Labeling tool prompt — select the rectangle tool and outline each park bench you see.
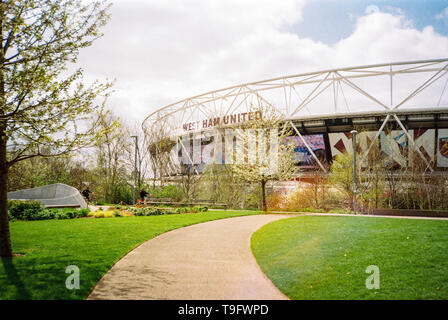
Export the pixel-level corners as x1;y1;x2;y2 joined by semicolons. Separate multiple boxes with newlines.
189;199;228;210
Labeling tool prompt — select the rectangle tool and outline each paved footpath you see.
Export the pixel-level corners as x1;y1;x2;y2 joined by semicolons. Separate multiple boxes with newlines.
88;214;292;300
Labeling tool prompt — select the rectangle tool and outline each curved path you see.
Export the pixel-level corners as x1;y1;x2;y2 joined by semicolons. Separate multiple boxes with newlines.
88;214;292;300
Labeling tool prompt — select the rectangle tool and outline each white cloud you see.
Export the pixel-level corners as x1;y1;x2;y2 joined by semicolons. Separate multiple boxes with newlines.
75;0;448;124
365;5;379;15
435;7;448;20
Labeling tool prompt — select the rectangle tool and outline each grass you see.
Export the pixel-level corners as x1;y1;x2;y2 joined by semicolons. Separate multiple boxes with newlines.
251;215;448;299
0;210;259;300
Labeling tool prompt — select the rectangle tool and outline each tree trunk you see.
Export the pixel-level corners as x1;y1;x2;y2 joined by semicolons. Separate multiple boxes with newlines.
261;179;267;211
0;120;12;257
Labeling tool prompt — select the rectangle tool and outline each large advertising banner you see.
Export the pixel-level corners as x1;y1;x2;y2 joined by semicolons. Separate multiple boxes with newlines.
437;129;448;167
380;130;407;168
408;129;435;166
284;134;326;168
329;132;352;158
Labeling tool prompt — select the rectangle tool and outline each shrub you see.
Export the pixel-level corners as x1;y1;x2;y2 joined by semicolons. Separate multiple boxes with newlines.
103;211;115;218
192;206;201;213
8;212;15;221
148;185;185;202
8;200;44;220
77;208;90;217
55;212;69;220
36;210;56;220
120;211;134;217
266;192;286;211
175;208;182;214
65;211;76;219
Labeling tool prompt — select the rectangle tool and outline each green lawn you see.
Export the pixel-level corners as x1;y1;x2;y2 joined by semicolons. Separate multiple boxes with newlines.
0;210;259;300
251;216;448;300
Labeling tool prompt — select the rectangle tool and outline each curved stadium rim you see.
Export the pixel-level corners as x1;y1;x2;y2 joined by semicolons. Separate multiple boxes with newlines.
142;58;448;131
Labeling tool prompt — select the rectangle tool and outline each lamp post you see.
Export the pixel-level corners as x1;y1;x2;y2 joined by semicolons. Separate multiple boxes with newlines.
131;135;138;204
350;130;358;215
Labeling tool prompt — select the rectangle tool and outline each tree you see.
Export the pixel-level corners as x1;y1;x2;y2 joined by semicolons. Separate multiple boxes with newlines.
124;123;151;193
145;118;176;187
92;107;127;203
199;164;249;209
330;151;359;210
229;107;297;211
1;0;111;257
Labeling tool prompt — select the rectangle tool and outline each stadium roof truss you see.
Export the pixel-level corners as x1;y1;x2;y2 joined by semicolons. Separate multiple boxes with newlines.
143;58;448;173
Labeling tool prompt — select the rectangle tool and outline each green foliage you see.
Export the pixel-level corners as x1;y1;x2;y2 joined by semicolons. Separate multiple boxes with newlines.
330;152;355;196
8;200;44;220
1;0;113;256
7;155;74;192
188;206;208;213
148;185;185;201
7;200;90;221
198;164;262;209
175;207;189;214
4;0;112;165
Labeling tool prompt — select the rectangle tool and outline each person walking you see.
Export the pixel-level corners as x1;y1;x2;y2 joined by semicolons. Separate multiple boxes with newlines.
140;189;149;202
82;187;91;202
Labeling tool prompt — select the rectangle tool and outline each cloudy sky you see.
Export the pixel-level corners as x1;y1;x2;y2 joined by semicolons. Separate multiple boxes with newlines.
75;0;448;124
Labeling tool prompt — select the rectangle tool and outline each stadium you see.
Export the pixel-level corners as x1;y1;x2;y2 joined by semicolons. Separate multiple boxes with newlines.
142;59;448;178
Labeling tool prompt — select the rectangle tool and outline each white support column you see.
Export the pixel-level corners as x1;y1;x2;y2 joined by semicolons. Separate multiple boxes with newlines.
287;121;327;172
360;114;391;165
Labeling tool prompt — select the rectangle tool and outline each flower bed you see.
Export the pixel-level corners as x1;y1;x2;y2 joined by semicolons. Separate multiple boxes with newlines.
88;205;208;218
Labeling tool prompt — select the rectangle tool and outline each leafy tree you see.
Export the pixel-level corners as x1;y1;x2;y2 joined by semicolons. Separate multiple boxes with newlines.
92;107;134;204
7;153;73;191
0;0;111;257
229;108;297;211
330;152;354;200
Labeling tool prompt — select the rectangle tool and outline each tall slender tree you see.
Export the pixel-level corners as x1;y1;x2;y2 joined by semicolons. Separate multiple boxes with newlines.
0;0;112;257
229;107;297;211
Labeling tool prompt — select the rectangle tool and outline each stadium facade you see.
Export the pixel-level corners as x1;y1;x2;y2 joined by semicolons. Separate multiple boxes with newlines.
143;59;448;176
